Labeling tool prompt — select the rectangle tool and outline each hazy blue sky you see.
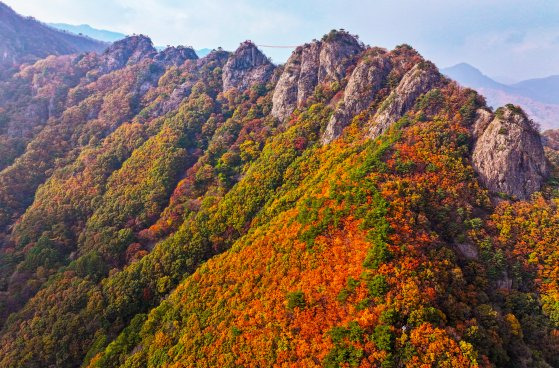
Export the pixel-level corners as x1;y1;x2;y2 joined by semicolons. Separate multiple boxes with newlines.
5;0;559;81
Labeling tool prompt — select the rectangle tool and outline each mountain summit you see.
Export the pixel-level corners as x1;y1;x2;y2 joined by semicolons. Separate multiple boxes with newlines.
222;41;275;91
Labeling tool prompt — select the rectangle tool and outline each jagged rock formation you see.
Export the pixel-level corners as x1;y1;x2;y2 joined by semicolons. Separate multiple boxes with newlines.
222;41;274;91
368;61;442;139
154;45;198;67
99;35;157;73
472;105;550;199
322;48;392;143
271;30;364;121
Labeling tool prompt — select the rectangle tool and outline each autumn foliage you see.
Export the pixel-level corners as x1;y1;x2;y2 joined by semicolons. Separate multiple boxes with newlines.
0;34;558;368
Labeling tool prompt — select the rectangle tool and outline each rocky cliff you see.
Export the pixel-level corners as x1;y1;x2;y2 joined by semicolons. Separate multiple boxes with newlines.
472;105;550;199
271;30;364;121
0;27;558;368
222;41;275;91
368;61;443;139
322;48;392;143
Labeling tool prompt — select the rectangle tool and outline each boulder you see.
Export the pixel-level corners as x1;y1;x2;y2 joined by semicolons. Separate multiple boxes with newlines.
154;46;198;67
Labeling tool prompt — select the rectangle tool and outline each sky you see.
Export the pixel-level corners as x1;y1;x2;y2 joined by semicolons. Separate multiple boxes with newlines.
4;0;559;82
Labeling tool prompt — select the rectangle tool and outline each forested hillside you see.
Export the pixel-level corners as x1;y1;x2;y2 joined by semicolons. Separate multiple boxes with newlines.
0;26;558;368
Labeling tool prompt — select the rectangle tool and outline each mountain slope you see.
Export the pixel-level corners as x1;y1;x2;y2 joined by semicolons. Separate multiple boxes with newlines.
0;29;557;368
0;2;107;72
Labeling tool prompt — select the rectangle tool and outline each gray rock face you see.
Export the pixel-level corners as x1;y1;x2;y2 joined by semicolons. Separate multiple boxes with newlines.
270;47;303;122
368;61;442;139
471;108;493;139
472;105;550;199
154;46;198;67
322;49;392;143
296;42;322;108
271;31;364;121
100;35;157;73
222;41;274;91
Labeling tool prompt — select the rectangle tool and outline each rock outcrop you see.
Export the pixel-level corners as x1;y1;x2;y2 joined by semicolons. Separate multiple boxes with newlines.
154;46;198;67
100;35;157;73
471;108;493;139
368;61;442;139
322;49;392;143
222;41;274;91
271;30;364;121
472;105;550;199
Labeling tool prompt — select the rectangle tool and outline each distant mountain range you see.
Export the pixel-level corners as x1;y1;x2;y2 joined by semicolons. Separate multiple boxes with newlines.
48;23;126;43
442;63;559;130
0;2;107;75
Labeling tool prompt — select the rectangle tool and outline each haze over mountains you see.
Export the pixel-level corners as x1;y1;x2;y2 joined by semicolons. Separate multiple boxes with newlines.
3;0;557;131
47;23;127;43
443;63;559;130
1;2;559;367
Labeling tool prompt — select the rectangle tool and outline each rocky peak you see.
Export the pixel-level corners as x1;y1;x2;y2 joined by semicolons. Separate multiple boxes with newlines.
154;46;198;67
198;48;230;67
322;48;392;143
222;41;275;91
318;30;364;83
271;30;364;121
368;61;442;139
100;35;157;72
472;105;550;199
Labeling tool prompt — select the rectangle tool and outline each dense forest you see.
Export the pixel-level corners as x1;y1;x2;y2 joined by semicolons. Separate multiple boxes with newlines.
0;9;558;366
